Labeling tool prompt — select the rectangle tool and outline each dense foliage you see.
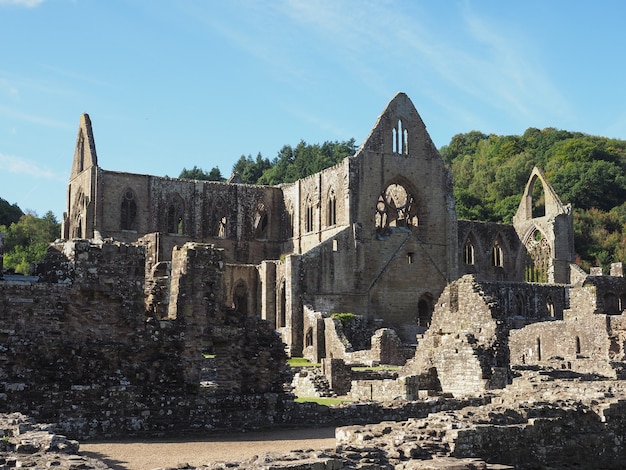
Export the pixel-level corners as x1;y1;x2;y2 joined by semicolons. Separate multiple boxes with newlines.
441;128;626;271
233;139;358;185
0;197;24;227
179;165;224;181
1;212;60;274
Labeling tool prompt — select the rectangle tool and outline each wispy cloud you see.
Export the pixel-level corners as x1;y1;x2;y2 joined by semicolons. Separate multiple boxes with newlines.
0;153;58;179
0;0;44;7
0;106;72;129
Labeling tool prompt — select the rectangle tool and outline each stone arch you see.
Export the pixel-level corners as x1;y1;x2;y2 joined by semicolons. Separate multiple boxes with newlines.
166;193;185;234
524;227;550;283
253;201;269;240
547;296;555;318
492;238;504;268
513;293;525;317
417;293;434;330
120;188;138;231
304;194;314;233
233;279;248;315
72;189;87;238
375;178;421;236
530;175;546;218
209;196;228;238
326;187;337;227
284;201;294;238
463;234;476;265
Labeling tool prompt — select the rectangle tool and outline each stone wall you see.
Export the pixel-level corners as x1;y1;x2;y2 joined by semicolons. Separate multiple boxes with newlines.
1;239;291;439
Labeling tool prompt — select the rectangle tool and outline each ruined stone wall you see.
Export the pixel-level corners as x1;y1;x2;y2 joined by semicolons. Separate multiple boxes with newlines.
458;220;523;282
0;240;291;439
281;160;350;255
350;376;419;401
71;168;286;264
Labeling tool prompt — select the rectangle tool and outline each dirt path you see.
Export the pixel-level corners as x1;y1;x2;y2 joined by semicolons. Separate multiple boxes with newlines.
80;427;337;470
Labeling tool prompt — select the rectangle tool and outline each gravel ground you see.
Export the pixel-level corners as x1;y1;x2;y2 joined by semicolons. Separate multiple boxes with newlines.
80;427;337;470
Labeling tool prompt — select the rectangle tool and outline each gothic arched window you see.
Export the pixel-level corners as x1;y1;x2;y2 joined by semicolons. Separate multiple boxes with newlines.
166;194;184;234
120;189;137;231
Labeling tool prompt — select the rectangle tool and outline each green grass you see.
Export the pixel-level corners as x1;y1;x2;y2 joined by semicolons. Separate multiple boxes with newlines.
294;396;352;405
287;357;320;367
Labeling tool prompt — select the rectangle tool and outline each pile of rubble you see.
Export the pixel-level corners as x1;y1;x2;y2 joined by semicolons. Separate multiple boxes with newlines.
0;412;112;469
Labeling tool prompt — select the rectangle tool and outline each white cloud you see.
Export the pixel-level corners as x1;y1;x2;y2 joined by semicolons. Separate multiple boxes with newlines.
0;153;57;179
0;0;44;7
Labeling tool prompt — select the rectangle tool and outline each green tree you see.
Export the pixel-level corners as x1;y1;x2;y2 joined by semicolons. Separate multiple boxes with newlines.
1;211;60;274
0;197;23;227
179;165;224;181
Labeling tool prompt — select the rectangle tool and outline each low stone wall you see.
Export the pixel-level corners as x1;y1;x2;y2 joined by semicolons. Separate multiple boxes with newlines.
350;376;419;401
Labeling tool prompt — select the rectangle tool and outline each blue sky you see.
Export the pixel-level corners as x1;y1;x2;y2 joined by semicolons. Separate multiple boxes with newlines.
1;0;626;220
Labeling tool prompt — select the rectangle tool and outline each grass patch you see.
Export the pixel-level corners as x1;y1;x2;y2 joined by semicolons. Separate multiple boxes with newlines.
288;357;320;367
295;396;352;406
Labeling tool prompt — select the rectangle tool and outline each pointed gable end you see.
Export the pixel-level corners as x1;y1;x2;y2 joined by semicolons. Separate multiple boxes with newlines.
513;167;570;223
70;113;98;179
360;92;438;156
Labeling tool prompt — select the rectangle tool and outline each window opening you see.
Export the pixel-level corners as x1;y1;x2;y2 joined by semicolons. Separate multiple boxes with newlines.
575;336;581;355
254;202;269;239
166;195;184;234
375;183;418;236
305;197;314;233
392;119;408;155
464;239;475;265
120;189;137;231
305;327;313;347
547;297;555;317
233;281;248;315
327;190;337;226
492;240;503;267
525;229;550;282
407;252;414;264
417;295;433;329
531;177;546;218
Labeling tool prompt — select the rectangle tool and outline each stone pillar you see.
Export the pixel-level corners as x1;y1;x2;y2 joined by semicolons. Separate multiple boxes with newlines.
285;254;303;356
260;260;277;327
610;262;623;277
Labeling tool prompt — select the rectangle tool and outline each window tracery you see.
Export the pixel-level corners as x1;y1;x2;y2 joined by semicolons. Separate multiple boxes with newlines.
375;183;418;236
524;228;550;282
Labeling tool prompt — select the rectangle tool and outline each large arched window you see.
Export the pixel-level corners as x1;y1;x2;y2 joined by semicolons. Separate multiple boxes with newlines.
525;228;550;282
120;189;137;231
166;194;184;234
375;182;418;236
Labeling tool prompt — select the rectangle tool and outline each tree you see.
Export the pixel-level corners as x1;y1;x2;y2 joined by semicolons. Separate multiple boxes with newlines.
1;211;61;274
0;197;23;227
179;165;224;181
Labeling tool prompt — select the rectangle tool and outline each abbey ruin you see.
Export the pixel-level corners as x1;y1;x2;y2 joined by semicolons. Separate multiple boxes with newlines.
2;93;626;468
